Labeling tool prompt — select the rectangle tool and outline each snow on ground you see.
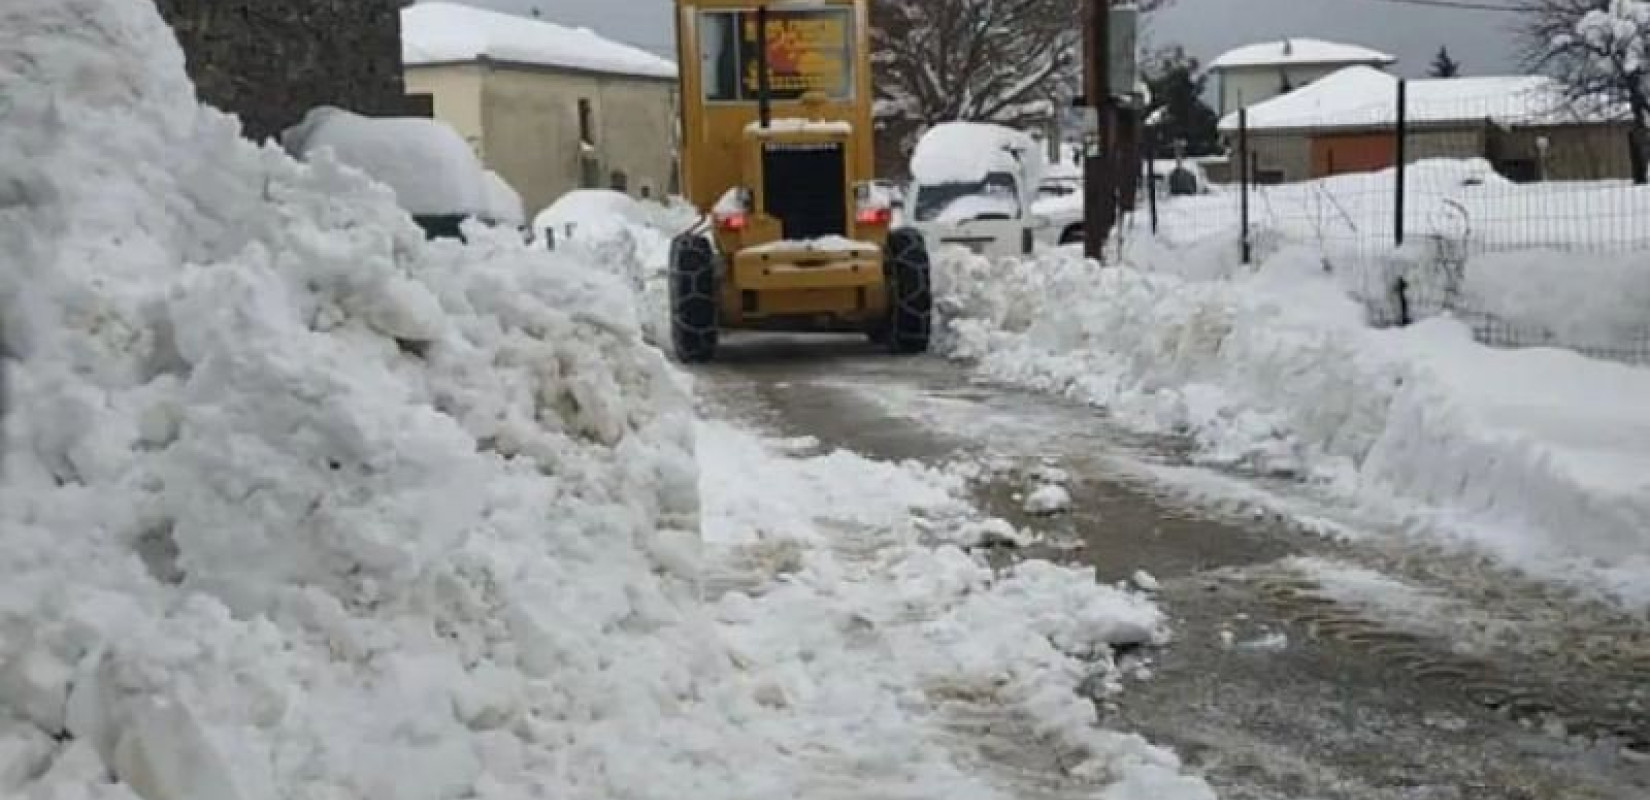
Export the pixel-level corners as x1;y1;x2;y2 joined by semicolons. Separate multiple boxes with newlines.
0;3;1210;797
932;242;1650;608
696;422;1209;798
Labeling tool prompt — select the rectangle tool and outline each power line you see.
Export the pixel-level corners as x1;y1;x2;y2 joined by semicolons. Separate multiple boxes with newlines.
1344;0;1534;12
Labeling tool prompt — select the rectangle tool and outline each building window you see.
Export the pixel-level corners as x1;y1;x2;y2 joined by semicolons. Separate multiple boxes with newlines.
610;170;629;192
578;98;594;147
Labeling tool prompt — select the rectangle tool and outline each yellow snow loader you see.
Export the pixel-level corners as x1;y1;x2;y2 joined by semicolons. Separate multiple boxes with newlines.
670;0;931;362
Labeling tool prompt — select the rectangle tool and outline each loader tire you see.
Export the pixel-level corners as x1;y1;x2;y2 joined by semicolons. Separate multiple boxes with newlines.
884;228;932;355
669;233;718;363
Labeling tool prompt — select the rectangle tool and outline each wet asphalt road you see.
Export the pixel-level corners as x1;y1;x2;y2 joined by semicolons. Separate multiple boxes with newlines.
694;333;1650;800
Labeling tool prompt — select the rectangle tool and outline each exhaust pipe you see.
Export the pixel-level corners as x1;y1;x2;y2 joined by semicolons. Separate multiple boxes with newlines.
756;5;772;129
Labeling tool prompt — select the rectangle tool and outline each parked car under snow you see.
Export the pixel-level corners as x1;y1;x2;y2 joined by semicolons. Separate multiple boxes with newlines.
907;122;1043;259
282;107;524;240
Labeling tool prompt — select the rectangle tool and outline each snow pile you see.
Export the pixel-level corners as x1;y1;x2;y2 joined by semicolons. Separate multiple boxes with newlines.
933;245;1650;606
402;1;677;79
1459;249;1650;346
697;423;1207;798
481;171;525;229
0;3;781;798
282;107;492;218
531;189;697;346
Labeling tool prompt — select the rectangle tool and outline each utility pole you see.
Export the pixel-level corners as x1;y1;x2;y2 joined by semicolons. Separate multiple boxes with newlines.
1082;0;1115;262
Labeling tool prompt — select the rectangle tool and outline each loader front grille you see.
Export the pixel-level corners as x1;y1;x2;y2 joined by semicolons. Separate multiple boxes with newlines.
762;142;847;240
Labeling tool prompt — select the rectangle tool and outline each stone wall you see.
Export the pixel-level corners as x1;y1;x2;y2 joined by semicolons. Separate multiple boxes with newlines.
154;0;423;142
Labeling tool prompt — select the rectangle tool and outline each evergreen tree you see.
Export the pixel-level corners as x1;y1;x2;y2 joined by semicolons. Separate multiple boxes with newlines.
1428;46;1462;78
1142;47;1221;158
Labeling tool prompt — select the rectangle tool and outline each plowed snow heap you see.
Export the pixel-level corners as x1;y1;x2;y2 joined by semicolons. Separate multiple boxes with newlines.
0;1;723;797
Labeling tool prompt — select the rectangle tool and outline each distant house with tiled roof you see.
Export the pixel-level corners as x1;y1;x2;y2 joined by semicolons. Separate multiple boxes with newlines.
1217;66;1634;183
1209;38;1396;117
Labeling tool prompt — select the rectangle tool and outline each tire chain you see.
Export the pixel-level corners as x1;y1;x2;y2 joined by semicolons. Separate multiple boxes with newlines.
669;235;718;358
887;230;933;351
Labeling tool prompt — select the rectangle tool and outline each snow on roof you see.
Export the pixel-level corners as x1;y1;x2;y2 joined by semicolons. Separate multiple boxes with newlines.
910;122;1044;185
1209;38;1395;70
1218;66;1621;132
402;2;677;80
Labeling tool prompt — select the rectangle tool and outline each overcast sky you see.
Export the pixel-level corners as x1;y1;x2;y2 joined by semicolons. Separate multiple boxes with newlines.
439;0;1531;77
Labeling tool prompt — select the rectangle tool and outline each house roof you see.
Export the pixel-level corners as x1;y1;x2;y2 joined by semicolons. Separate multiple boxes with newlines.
401;2;678;80
1217;66;1620;133
1209;38;1396;71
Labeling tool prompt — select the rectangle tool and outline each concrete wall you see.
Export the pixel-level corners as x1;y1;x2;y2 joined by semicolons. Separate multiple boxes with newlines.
405;65;488;158
1491;124;1636;181
155;0;418;142
1218;63;1362;117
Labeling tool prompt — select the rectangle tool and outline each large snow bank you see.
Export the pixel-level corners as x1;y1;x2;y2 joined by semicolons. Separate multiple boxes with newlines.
282;107;491;218
403;1;677;79
0;3;747;797
934;246;1650;607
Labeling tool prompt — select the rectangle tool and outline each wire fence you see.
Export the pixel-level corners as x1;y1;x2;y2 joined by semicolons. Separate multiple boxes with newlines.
1136;77;1650;365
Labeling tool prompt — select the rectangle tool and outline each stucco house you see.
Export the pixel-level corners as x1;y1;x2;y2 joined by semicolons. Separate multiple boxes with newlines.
402;2;679;215
1217;66;1635;184
1209;38;1396;117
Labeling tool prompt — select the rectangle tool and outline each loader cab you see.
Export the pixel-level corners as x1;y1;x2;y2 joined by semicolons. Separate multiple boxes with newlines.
682;3;880;251
670;0;932;363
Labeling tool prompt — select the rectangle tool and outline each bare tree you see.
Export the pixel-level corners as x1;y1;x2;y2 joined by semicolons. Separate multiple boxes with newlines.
1524;0;1650;183
871;0;1170;175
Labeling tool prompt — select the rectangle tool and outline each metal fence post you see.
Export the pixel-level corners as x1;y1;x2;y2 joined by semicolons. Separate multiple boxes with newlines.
1239;107;1251;265
1146;153;1159;236
1395;79;1407;248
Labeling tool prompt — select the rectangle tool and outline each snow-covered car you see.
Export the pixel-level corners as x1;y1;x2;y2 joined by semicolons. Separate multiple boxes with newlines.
532;188;667;250
907;122;1044;259
282;106;522;240
1029;191;1086;248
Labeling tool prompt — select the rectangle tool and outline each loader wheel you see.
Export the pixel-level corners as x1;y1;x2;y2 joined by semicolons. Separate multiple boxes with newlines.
669;233;718;363
884;228;932;354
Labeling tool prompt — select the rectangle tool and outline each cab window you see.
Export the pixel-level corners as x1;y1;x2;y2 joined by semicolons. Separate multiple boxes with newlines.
699;8;855;102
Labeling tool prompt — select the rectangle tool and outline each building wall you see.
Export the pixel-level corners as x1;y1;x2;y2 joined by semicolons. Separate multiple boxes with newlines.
476;66;678;216
1242;124;1629;184
1491;124;1635;181
155;0;418;142
405;65;488;158
1218;63;1375;117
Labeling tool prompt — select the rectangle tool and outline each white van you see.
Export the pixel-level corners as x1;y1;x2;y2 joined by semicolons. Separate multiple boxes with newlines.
907;122;1043;259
